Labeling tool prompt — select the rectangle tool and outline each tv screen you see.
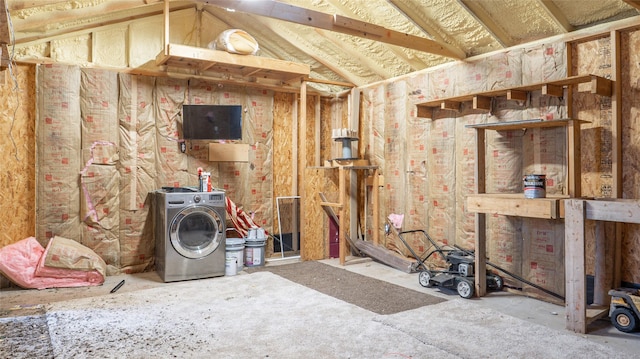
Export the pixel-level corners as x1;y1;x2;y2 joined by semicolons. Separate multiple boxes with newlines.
182;105;243;140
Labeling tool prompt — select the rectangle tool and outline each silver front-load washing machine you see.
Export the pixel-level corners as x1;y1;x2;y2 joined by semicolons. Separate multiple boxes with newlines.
153;188;226;282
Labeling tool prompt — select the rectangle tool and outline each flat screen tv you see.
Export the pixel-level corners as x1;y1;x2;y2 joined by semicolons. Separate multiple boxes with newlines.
182;104;243;140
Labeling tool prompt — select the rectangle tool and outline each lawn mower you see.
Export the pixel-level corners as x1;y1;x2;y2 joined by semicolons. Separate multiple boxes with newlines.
608;288;640;333
393;228;503;299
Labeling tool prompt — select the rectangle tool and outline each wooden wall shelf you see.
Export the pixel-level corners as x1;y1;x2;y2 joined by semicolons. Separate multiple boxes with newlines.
156;44;311;83
469;118;588;298
416;74;612;118
466;193;568;219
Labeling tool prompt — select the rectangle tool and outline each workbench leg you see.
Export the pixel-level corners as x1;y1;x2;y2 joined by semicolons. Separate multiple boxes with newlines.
565;199;587;333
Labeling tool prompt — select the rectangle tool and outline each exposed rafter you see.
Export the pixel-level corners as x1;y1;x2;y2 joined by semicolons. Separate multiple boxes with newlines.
457;0;512;48
9;1;194;45
538;0;574;33
386;0;450;45
198;0;466;60
623;0;640;10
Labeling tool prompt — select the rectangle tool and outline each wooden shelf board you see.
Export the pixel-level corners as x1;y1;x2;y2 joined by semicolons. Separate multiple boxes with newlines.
465;118;588;131
416;74;612;116
156;44;310;82
466;193;570;219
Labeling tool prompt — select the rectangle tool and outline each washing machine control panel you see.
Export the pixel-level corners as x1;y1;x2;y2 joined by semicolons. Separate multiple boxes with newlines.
162;190;225;208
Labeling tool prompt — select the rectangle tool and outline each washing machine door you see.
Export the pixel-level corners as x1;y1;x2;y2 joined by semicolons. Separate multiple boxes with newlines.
169;205;224;259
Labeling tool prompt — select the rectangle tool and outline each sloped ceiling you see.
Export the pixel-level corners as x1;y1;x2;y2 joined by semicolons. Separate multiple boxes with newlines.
5;0;640;92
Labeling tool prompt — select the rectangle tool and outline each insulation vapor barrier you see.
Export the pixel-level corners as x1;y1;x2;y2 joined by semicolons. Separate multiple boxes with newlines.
36;64;274;275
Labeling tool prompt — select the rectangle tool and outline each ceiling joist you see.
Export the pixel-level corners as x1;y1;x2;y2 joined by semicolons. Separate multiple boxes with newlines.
198;0;466;60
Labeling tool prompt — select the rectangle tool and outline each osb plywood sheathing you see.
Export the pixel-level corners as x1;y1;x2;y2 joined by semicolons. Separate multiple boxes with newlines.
0;65;36;248
620;29;640;285
272;92;296;257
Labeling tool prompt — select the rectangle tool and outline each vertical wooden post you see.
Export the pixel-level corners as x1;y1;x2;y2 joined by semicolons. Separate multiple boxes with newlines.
315;95;321;167
372;168;380;246
565;199;586;333
611;30;623;288
594;221;607;306
292;96;298;195
349;169;357;253
567;119;581;197
474;128;487;297
163;0;170;54
339;166;346;265
299;82;307;259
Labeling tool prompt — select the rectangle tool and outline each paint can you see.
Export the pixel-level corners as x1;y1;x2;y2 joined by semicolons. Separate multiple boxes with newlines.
523;174;546;198
226;237;245;273
244;228;266;267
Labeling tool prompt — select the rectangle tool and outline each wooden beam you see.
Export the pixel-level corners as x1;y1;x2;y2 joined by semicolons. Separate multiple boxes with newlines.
200;0;465;59
12;2;195;45
466;194;562;219
537;0;574;33
584;199;640;224
457;0;512;47
383;0;466;57
565;199;587;333
623;0;640;10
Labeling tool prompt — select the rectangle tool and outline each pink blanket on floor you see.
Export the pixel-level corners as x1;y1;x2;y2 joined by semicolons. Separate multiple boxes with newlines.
0;236;105;289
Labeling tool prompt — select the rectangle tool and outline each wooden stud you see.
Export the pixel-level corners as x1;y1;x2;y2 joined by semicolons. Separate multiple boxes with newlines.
611;30;623;288
339;166;346;265
567;119;581;197
315;95;321;167
474;127;487;297
372;168;380;246
299;81;307;259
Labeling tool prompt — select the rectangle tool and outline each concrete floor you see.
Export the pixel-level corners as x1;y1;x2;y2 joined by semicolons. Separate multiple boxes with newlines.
1;257;639;357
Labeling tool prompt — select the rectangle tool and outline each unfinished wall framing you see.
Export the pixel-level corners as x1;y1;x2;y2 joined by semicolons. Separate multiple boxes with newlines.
358;26;640;299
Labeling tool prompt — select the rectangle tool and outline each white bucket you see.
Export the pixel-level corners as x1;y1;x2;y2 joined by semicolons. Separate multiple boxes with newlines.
225;257;237;276
244;228;266;267
226;237;245;273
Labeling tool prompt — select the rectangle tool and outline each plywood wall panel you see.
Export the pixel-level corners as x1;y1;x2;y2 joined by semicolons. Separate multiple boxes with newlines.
573;37;613;199
0;65;36;248
620;29;640;284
